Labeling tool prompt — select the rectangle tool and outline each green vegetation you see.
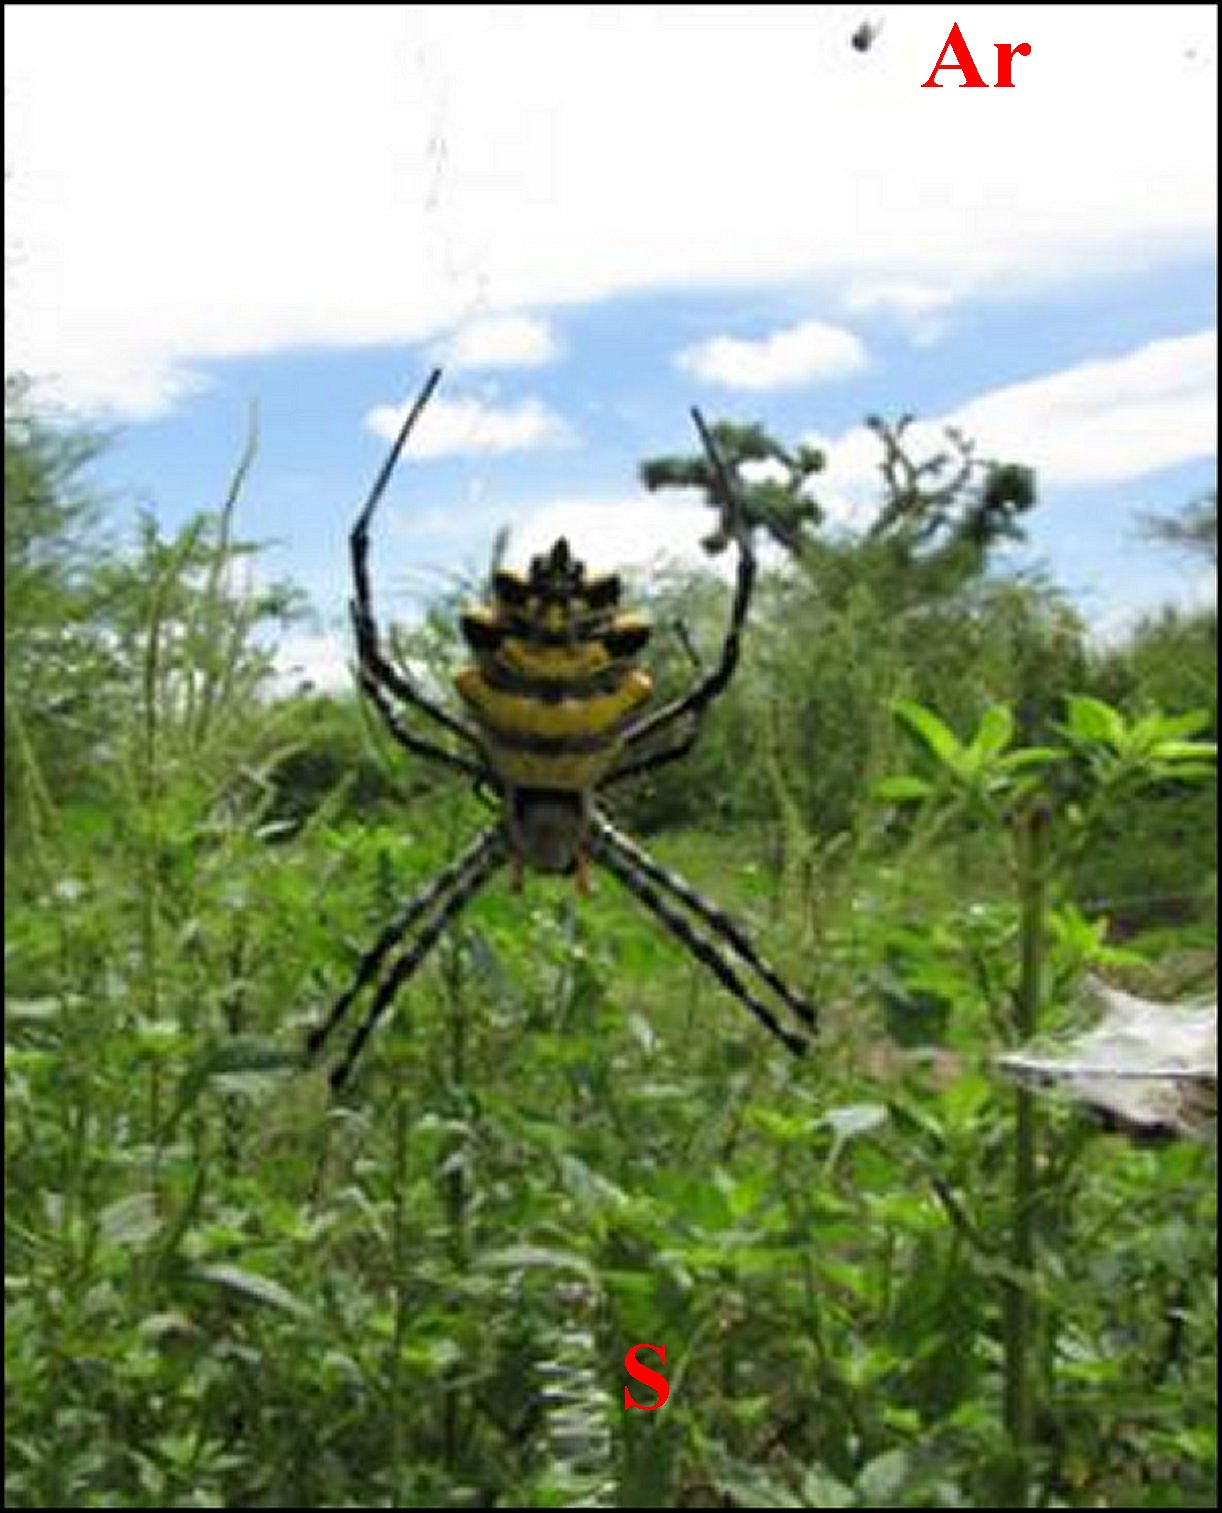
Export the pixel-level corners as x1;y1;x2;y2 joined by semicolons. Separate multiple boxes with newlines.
5;379;1216;1508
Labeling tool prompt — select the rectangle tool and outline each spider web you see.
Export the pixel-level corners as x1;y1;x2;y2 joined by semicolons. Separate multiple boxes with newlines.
996;978;1217;1139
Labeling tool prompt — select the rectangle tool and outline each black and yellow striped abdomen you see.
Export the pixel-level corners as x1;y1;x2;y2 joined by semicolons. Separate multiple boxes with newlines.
454;539;653;792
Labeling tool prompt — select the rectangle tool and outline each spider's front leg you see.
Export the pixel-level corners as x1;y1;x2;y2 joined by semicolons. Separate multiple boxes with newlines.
615;407;756;770
348;366;484;776
356;658;484;781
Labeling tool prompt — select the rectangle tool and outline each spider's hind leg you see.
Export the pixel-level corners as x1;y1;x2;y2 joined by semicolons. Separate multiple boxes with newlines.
306;826;504;1088
591;823;812;1056
593;814;816;1033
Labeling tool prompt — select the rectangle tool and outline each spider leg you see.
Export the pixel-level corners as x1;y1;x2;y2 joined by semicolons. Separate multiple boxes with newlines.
328;835;504;1091
306;826;504;1080
593;815;816;1033
358;665;485;782
605;715;700;787
591;830;809;1057
349;365;482;757
619;408;756;756
670;616;703;675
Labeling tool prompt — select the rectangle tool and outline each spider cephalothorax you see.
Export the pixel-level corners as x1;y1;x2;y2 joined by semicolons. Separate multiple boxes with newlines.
306;368;816;1088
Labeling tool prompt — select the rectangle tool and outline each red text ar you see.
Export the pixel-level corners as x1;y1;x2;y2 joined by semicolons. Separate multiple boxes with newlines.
922;22;1032;88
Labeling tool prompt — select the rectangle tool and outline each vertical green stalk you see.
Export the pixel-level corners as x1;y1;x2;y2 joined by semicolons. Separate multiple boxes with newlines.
7;700;58;882
762;701;816;940
141;561;166;1179
388;1090;411;1497
136;520;205;1178
1002;801;1048;1506
441;940;469;1474
193;404;258;748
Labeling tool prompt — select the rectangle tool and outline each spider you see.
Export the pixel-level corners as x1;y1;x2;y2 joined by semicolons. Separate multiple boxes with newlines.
306;368;817;1088
851;18;883;53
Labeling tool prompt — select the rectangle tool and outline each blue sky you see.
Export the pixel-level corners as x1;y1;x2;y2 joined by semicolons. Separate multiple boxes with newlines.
6;5;1216;687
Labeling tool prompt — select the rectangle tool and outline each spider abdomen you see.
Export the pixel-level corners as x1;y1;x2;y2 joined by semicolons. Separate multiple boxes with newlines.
454;538;653;793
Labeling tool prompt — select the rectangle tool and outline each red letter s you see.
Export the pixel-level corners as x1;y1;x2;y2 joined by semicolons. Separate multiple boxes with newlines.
624;1342;670;1411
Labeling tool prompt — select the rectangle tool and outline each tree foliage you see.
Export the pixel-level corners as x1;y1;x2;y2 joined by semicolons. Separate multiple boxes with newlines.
5;376;116;838
1140;491;1217;566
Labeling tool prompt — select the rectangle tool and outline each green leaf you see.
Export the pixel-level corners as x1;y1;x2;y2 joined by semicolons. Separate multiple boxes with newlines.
823;1103;889;1144
998;746;1062;771
1154;762;1217;782
1064;695;1125;746
193;1263;311;1319
162;1037;299;1139
1146;709;1213;741
98;1192;161;1247
477;1245;594;1278
971;704;1015;759
893;700;963;766
800;1466;856;1507
1156;740;1217;763
857;1449;912;1504
4;997;63;1022
713;1464;803;1508
874;774;934;803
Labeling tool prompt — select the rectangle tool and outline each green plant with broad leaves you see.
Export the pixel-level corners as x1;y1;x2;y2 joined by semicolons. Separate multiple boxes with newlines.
876;693;1215;1506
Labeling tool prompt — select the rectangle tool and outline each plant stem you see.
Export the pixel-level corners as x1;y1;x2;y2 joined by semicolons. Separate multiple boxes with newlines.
442;940;469;1474
1002;801;1048;1505
141;563;165;1187
389;1090;411;1494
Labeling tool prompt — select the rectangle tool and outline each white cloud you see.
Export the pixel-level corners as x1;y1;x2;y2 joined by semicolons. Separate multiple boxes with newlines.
843;281;955;346
951;331;1217;484
366;393;570;458
1088;564;1217;649
272;630;351;694
807;330;1218;524
437;313;559;371
509;495;719;576
6;6;1216;417
801;423;891;530
678;320;869;390
845;283;951;318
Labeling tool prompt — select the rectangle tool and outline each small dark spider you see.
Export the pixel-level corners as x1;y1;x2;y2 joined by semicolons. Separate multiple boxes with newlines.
306;369;817;1088
851;19;882;53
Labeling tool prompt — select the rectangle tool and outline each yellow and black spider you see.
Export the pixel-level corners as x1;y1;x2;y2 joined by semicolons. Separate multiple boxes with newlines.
306;369;816;1088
